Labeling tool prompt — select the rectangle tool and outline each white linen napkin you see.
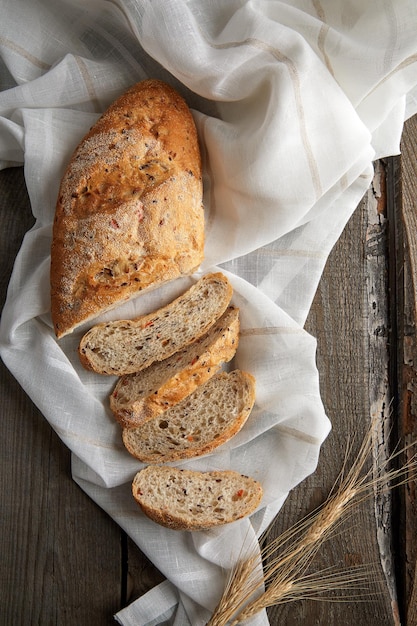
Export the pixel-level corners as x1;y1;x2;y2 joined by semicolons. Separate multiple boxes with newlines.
1;1;416;624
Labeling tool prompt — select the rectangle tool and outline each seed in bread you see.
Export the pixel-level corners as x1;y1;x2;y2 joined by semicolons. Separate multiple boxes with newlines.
110;306;240;428
51;79;204;338
122;370;255;463
78;272;233;376
132;465;263;531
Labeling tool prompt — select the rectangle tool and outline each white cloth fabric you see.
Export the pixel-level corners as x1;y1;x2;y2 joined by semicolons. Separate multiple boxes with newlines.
0;1;416;624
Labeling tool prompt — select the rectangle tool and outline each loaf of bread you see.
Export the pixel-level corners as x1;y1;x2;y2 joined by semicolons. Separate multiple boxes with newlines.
78;272;233;375
132;465;263;531
110;306;240;428
122;370;256;463
51;79;204;338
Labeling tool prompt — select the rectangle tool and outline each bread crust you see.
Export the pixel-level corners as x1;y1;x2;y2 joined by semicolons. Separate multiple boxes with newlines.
51;79;204;338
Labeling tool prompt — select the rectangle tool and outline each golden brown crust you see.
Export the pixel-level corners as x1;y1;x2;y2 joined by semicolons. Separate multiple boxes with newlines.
51;79;204;338
110;307;240;428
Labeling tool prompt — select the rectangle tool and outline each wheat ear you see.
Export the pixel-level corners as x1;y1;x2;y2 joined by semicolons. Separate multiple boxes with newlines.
207;422;417;626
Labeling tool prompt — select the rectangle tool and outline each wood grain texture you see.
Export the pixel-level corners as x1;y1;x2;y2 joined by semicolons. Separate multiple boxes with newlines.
124;537;165;607
0;365;121;625
266;168;396;625
397;115;417;625
366;160;398;620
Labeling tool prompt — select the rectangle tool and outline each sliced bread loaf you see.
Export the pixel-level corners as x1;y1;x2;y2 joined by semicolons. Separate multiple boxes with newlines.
132;465;263;530
122;370;256;463
110;306;240;428
78;272;233;375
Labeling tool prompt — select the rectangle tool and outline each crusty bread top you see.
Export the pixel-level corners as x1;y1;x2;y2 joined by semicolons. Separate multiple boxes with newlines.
132;465;263;531
78;272;233;375
51;79;204;338
122;369;256;463
110;306;240;428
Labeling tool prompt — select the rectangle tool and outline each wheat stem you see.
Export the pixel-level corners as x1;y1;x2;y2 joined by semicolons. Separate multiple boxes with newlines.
206;421;417;626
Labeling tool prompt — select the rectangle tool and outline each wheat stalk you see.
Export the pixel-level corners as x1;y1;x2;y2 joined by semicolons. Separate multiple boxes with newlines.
207;421;417;626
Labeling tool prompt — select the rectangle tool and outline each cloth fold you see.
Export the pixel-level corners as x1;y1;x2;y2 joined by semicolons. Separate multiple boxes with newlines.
1;1;416;624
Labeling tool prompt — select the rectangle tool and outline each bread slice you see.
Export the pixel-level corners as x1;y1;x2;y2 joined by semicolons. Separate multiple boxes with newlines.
132;465;263;531
110;306;240;428
122;370;255;463
78;272;233;375
51;79;204;338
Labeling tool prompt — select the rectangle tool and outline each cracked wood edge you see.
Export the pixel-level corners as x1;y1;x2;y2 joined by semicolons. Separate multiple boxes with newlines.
366;160;400;624
399;115;417;625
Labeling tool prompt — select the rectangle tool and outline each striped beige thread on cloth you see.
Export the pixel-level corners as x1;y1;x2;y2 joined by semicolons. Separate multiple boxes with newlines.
73;55;102;113
53;424;125;451
196;33;323;200
0;34;51;70
312;0;335;78
253;246;329;260
276;424;323;446
199;115;217;239
240;326;305;337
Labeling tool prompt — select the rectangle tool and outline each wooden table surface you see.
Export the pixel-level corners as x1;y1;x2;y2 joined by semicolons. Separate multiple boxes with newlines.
1;115;416;625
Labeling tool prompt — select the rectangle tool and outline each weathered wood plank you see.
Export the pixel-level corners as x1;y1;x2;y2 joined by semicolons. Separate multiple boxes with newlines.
125;537;165;607
366;159;398;621
0;168;122;625
266;165;396;624
0;366;123;625
397;115;417;625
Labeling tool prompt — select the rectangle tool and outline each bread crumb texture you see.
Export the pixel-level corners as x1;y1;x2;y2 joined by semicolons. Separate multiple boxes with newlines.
51;79;204;338
78;272;233;375
110;306;240;428
122;370;256;463
132;465;263;530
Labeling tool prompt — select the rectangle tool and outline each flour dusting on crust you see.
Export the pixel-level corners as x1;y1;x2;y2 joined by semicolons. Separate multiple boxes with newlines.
51;79;204;338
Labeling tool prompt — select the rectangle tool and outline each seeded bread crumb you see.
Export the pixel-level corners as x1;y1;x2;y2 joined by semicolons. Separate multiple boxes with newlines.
122;370;255;463
78;272;233;375
132;465;263;530
110;306;240;428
